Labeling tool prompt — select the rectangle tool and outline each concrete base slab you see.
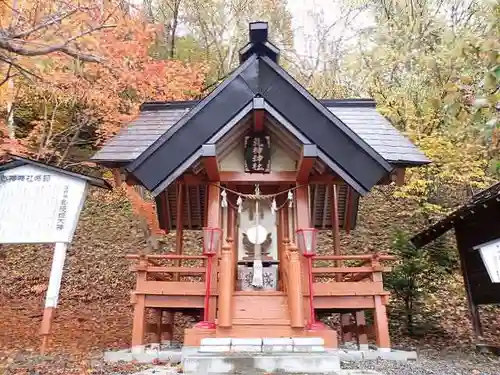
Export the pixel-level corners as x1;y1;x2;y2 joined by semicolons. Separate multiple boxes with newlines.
104;347;182;364
182;352;340;374
131;366;178;375
262;344;293;353
337;348;417;362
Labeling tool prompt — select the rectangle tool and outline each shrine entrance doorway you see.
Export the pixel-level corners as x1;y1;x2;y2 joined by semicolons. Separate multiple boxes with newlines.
224;184;292;293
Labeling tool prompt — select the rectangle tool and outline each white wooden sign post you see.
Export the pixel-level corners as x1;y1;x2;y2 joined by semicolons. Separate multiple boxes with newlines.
0;157;109;354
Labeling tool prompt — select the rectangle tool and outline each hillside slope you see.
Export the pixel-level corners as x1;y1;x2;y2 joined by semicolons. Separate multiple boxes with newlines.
0;186;498;354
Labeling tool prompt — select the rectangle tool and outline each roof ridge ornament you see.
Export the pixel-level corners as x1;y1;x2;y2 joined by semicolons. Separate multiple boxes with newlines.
239;21;280;64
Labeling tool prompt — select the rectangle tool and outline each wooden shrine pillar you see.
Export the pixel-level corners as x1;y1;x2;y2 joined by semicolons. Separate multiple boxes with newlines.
206;184;221;321
218;239;234;327
286;240;305;328
295;184;311;319
371;257;391;350
332;184;353;342
131;256;148;348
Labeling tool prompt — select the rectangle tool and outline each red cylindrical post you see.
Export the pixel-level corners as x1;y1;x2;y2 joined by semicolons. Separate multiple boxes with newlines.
203;255;213;321
307;255;315;324
196;254;216;328
306;254;326;330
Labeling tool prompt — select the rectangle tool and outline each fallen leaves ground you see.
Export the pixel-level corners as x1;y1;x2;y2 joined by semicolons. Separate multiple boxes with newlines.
0;188;499;374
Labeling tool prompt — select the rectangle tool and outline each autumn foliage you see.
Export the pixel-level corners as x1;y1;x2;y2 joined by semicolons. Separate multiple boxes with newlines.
1;8;206;161
1;5;207;236
123;182;164;237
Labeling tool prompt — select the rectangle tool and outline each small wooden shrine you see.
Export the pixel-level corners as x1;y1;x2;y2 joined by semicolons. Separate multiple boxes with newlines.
411;182;500;345
93;22;430;350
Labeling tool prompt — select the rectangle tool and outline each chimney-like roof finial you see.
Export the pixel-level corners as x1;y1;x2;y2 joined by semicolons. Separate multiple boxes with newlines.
249;21;269;43
239;21;280;64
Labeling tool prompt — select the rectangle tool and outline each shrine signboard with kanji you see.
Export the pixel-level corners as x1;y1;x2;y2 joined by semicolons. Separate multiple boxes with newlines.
244;134;271;173
0;164;88;244
475;238;500;283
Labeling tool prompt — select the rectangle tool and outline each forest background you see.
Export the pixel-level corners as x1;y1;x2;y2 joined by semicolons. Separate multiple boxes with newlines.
0;0;499;361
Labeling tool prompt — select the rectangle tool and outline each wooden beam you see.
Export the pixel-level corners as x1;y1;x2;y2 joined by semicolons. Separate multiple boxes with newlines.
196;185;202;228
394;168;405;186
220;170;340;184
253;98;265;132
311;185;318;227
221;171;295;183
175;182;184;281
201;144;220;182
322;185;329;228
295;185;310;228
111;168;123;188
185;184;192;229
253;97;265;132
296;145;317;182
164;190;172;231
331;184;341;257
176;183;184;254
254;110;265;132
378;168;406;186
180;173;207;185
344;187;352;234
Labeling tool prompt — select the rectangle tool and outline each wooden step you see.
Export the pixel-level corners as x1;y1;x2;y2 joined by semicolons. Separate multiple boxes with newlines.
232;294;290;324
232;317;291;325
216;325;300;338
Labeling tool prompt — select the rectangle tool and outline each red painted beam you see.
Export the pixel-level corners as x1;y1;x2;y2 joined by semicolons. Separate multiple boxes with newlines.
253;109;265;132
296;145;317;183
201;144;220;182
219;171;341;184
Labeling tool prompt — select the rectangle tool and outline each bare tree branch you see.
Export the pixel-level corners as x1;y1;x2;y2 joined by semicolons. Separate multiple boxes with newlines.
11;8;80;39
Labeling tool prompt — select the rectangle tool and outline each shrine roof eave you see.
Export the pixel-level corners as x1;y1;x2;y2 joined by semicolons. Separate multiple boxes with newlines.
91;97;430;172
120;55;394;195
410;181;500;248
131;100;372;197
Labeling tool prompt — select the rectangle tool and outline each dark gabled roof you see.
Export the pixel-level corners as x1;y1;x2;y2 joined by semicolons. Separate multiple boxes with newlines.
92;98;430;167
118;55;396;195
410;181;500;248
0;154;112;189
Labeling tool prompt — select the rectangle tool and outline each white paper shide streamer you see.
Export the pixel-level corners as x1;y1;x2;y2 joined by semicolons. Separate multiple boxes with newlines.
236;196;243;214
252;259;263;287
221;189;227;208
271;197;277;216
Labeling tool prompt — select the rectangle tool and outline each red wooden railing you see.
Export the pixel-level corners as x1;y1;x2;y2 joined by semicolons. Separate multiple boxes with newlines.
312;254;395;281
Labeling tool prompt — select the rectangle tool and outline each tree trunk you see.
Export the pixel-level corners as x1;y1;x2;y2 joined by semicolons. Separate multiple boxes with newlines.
168;1;180;59
405;296;413;335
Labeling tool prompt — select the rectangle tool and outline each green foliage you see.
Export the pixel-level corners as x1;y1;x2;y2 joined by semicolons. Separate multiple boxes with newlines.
384;229;457;335
331;0;500;223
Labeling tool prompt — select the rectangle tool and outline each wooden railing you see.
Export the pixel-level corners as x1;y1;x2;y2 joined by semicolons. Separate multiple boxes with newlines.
312;254;394;280
126;254;210;296
310;254;395;297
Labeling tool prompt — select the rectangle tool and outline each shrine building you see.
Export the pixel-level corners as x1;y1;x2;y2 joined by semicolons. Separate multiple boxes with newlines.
93;22;430;351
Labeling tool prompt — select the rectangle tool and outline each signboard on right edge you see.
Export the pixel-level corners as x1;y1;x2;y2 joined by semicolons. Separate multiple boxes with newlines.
475;238;500;283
